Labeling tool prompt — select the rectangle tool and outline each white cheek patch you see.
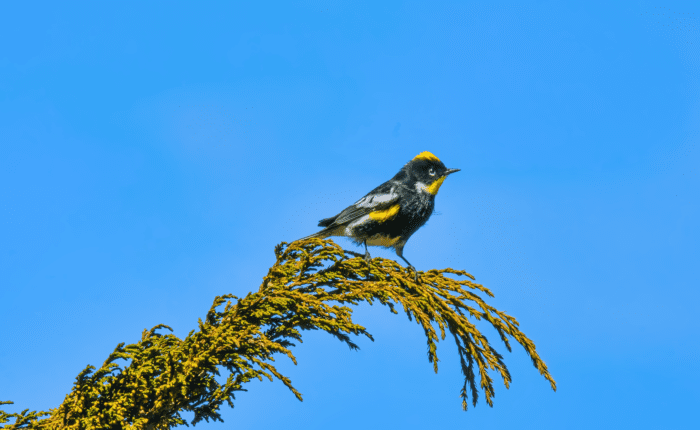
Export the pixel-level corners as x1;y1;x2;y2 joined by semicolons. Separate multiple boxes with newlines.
414;181;428;193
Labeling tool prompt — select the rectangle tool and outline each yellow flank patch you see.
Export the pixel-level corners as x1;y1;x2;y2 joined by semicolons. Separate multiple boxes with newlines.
413;151;441;162
427;176;446;195
368;204;401;222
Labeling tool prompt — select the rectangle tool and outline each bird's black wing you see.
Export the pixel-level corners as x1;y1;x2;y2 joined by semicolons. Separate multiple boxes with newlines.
321;180;400;227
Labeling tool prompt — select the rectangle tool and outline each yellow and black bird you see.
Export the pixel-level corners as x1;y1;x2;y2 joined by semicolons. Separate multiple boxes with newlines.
301;151;459;281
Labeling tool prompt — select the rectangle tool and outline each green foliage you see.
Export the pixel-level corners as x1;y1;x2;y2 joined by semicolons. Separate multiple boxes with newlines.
1;239;556;429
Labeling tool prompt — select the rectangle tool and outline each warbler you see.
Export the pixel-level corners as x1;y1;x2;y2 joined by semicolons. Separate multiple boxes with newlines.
301;151;459;281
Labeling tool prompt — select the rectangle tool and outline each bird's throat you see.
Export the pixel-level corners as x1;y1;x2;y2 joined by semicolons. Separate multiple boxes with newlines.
427;176;446;195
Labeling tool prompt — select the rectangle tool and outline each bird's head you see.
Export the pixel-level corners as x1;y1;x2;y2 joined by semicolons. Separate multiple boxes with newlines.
395;151;460;195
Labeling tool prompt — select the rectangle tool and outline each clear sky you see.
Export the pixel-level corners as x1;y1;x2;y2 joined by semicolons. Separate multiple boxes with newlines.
1;1;698;428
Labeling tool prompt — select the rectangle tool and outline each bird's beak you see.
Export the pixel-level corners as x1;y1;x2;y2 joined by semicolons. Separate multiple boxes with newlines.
445;168;460;175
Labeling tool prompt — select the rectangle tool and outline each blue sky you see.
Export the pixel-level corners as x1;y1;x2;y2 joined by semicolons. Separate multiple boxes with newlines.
1;1;698;428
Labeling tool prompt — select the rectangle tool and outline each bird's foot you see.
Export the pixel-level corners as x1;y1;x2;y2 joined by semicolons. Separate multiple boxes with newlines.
364;251;372;280
409;265;420;283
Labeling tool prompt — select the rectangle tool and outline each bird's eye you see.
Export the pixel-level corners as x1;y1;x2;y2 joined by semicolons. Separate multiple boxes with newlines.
428;167;436;176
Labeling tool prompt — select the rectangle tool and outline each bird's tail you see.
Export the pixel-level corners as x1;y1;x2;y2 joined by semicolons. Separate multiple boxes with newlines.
296;226;341;242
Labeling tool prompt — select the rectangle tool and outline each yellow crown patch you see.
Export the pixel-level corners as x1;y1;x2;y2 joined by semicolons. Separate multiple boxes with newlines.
413;151;441;163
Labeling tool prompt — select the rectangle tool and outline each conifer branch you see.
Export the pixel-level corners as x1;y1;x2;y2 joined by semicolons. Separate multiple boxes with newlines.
1;239;555;429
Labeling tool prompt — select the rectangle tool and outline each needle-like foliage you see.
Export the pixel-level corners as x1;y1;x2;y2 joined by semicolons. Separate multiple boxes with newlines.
1;239;556;429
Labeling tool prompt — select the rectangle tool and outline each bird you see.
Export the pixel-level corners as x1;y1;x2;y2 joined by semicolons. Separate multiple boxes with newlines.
300;151;459;282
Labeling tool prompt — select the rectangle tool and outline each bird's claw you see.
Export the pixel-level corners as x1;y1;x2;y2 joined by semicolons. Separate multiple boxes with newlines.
408;265;420;283
364;251;372;280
